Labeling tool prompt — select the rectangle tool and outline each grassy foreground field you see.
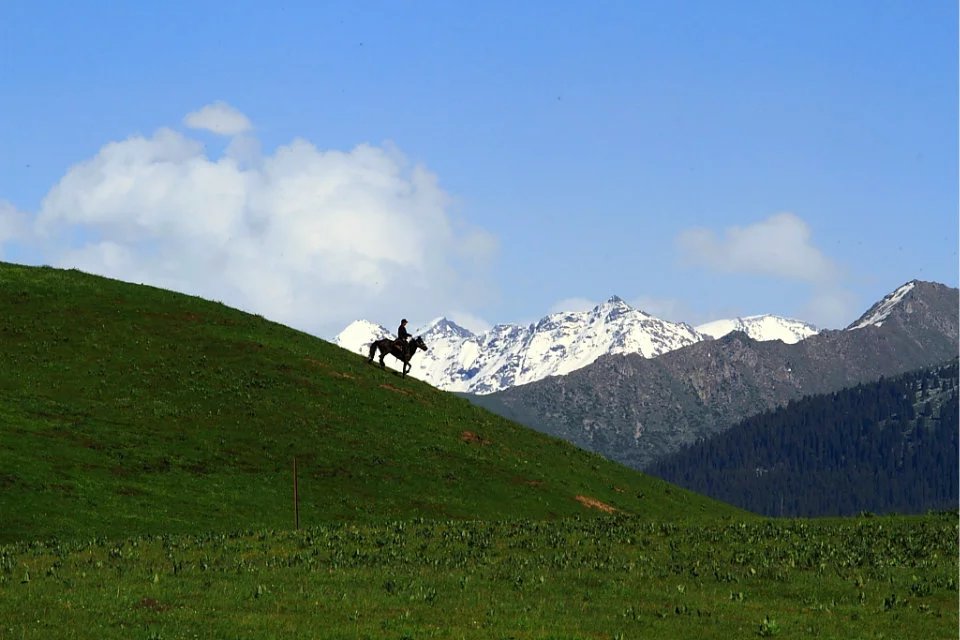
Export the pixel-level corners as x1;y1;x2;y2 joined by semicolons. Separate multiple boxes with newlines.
2;513;956;639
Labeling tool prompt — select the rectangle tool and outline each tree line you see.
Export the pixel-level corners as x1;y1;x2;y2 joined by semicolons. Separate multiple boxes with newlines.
649;360;959;517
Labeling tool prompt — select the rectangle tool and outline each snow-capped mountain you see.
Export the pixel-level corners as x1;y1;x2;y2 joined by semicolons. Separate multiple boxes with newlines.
695;315;819;344
335;296;832;394
335;296;707;394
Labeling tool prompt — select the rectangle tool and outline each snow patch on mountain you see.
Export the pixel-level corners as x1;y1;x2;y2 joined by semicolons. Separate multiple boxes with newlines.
695;315;819;344
847;281;916;330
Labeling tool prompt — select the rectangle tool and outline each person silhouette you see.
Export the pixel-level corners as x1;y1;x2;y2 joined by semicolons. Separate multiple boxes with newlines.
395;318;411;349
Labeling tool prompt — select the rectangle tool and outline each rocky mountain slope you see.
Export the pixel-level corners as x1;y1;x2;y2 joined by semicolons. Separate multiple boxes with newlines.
468;280;959;470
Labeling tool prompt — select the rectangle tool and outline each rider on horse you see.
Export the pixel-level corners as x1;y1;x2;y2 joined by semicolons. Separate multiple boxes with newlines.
368;319;428;377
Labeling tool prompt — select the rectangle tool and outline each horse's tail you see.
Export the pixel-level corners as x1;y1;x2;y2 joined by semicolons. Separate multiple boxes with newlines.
366;340;377;360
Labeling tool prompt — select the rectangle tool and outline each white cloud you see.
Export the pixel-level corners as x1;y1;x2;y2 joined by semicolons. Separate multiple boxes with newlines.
183;101;253;136
549;297;597;313
0;200;28;246
628;295;692;323
801;287;860;329
26;106;497;338
674;212;859;329
676;212;838;282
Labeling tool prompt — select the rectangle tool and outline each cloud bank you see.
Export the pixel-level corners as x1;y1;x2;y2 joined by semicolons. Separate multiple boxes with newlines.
675;212;855;327
676;212;838;282
26;103;497;337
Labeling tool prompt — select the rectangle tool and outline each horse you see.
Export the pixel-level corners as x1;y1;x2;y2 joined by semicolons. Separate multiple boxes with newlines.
366;336;429;377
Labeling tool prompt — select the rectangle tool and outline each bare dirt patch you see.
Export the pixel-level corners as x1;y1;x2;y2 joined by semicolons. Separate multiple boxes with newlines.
304;357;355;378
574;495;617;513
136;597;172;613
511;477;544;487
460;431;492;446
380;383;412;395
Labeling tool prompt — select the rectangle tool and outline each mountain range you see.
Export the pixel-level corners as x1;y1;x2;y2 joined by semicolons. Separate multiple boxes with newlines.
468;280;959;470
334;297;818;394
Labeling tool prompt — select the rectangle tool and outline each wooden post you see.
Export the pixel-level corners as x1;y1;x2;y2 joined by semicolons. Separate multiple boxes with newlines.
293;456;300;530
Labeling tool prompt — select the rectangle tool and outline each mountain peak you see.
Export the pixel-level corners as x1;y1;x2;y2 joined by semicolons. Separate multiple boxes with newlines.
333;320;392;353
846;280;959;345
419;317;475;339
338;319;388;335
595;295;637;321
847;281;917;330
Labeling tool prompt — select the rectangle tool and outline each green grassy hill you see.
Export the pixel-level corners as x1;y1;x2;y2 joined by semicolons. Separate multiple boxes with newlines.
0;262;739;543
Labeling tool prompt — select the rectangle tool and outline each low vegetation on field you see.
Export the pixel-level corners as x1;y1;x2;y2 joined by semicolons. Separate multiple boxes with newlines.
2;513;955;639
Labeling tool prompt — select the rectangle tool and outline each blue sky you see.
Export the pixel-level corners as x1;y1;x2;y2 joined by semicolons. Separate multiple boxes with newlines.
1;1;956;337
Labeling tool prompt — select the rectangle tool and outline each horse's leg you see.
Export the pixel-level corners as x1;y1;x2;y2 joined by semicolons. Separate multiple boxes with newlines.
379;349;386;369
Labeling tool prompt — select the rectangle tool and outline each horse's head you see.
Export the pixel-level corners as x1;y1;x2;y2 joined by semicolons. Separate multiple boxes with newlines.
413;336;428;352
